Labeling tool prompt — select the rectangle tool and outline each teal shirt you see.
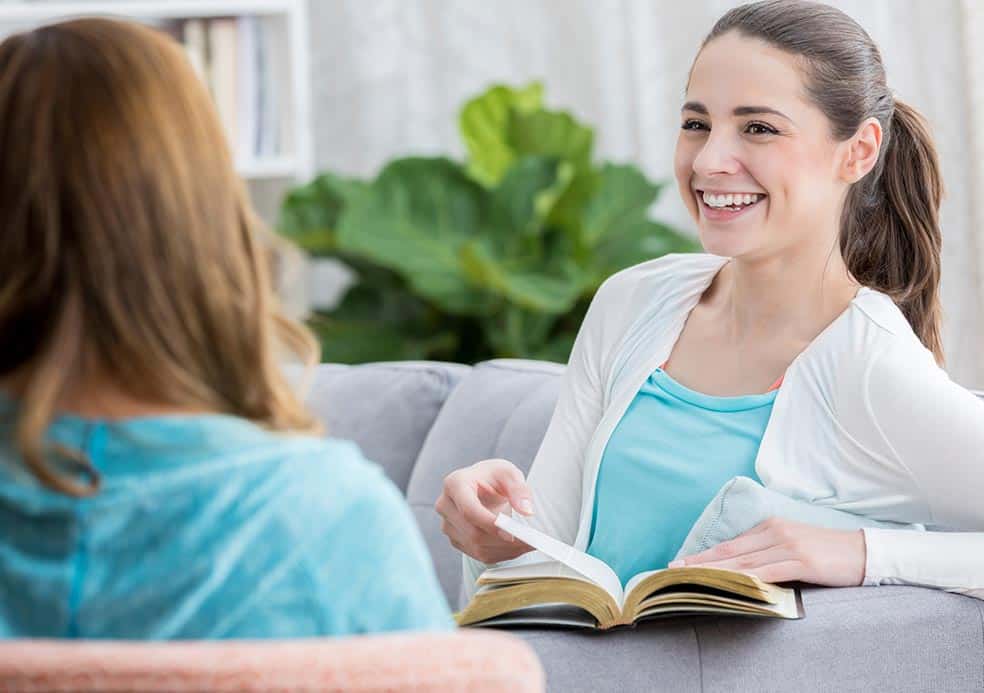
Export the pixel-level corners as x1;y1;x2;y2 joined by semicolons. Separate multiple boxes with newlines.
586;367;776;585
0;396;454;638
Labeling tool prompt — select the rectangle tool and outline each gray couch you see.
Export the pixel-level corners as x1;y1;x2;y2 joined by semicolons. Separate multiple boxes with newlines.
307;359;984;693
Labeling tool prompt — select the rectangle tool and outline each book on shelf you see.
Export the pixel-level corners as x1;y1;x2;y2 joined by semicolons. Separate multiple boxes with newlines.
207;17;238;153
236;15;260;160
264;15;292;160
254;13;275;159
455;513;804;631
175;15;290;167
181;18;208;85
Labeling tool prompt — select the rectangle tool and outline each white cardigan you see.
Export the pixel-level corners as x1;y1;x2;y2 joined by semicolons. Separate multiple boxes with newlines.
464;253;984;599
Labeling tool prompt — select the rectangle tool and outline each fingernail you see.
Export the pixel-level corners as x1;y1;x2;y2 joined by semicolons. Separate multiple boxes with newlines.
519;499;534;514
668;560;684;568
498;530;514;542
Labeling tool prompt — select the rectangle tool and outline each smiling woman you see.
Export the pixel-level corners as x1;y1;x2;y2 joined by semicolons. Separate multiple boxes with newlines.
442;0;984;607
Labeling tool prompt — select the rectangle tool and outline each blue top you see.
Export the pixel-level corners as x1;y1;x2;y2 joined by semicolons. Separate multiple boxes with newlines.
586;366;777;585
0;395;454;639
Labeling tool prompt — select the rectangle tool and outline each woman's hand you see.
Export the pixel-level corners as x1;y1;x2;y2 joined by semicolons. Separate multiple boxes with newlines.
668;517;867;586
435;458;535;564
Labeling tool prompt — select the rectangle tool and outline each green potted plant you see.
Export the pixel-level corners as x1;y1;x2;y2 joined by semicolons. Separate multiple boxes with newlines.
278;82;698;363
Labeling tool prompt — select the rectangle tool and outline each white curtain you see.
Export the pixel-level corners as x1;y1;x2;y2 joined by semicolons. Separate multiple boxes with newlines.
308;0;984;387
961;0;984;389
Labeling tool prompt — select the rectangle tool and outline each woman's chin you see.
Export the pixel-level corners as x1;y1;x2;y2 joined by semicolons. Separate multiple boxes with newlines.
696;229;758;258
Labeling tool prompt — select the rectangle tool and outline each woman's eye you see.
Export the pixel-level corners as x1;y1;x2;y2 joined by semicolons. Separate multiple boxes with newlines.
746;122;777;135
680;120;776;136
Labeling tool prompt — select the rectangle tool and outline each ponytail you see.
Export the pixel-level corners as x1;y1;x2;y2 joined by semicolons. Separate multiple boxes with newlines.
704;2;947;364
840;99;945;364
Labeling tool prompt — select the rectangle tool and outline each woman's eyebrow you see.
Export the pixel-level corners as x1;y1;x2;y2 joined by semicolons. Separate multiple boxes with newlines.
681;101;793;122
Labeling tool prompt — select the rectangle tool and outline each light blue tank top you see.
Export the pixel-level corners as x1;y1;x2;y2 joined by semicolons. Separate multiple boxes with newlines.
0;394;453;638
586;366;777;585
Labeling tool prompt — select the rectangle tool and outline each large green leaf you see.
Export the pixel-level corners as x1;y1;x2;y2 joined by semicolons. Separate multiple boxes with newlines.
489;156;575;241
481;106;597;243
590;217;700;288
504;113;598;241
480;305;560;358
328;260;431;325
459;83;598;250
336;157;493;315
278;173;367;256
581;164;663;247
459;84;594;191
506;109;594;177
545;168;601;246
460;83;544;187
459;239;585;314
308;313;458;364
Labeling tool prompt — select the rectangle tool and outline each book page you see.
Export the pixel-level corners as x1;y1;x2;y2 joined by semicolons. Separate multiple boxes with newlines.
495;513;624;605
624;567;773;598
624;568;661;597
480;559;596;584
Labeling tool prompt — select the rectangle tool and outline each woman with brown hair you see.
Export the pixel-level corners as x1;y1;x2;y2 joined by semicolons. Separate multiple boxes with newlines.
0;18;452;637
441;0;984;602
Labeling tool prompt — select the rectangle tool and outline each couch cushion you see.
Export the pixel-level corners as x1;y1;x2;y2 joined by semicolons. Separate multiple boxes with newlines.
520;620;702;692
303;361;469;493
693;586;983;692
407;359;563;601
517;586;983;692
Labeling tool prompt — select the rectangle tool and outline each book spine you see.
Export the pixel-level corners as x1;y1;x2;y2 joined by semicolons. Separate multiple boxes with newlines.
265;17;291;159
257;17;277;158
236;15;260;162
181;18;209;87
208;18;239;155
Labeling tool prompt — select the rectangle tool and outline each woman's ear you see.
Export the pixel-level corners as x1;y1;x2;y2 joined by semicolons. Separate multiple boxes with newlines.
840;116;883;184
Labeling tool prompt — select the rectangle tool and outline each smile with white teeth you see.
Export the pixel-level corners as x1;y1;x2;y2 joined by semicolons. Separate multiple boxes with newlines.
700;191;765;209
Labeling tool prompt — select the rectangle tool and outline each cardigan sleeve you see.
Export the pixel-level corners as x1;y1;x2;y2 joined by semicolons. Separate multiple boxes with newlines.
521;274;623;543
460;269;634;598
862;527;984;598
860;340;984;594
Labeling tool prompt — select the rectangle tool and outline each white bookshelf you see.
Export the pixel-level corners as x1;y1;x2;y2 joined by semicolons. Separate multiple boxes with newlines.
0;0;314;183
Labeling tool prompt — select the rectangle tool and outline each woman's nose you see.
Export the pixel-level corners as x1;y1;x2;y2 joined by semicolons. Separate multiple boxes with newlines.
692;132;741;176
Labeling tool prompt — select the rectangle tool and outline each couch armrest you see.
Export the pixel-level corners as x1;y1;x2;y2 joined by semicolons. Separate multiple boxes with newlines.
0;631;543;692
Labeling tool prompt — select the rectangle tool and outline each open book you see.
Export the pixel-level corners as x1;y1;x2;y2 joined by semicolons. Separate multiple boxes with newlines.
455;514;804;630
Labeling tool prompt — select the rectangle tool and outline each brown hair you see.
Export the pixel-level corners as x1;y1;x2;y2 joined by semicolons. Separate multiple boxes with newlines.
0;18;322;496
699;0;945;363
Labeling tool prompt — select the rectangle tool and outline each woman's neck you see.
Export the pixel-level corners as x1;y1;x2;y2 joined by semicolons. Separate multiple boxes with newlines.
706;247;861;343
